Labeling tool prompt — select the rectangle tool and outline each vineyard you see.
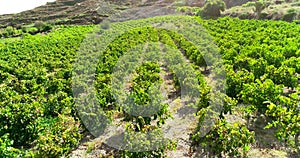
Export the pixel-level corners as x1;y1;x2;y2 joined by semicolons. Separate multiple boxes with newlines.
0;15;299;157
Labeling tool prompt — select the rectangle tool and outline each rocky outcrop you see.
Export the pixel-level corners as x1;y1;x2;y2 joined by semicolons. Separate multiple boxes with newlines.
0;0;131;28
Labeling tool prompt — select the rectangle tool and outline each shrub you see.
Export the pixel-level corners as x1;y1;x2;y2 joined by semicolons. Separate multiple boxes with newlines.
265;91;300;149
198;0;226;18
283;8;297;22
27;27;39;35
33;115;81;157
34;21;53;32
193;118;255;157
5;26;14;36
0;101;41;147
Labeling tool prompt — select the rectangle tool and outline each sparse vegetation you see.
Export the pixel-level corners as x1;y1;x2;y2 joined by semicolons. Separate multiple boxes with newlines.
223;0;300;21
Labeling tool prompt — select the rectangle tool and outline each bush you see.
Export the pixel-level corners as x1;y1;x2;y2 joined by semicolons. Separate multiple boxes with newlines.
0;26;16;37
5;26;14;36
0;101;41;147
193;118;255;157
198;0;226;18
33;115;81;157
265;91;300;149
23;27;39;35
34;21;53;32
283;8;297;22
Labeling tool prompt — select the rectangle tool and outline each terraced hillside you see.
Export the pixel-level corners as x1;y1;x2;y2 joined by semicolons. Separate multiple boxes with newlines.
223;0;300;21
0;0;261;28
0;0;180;28
0;0;120;28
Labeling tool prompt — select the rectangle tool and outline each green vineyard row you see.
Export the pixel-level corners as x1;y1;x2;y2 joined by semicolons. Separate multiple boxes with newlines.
0;16;299;157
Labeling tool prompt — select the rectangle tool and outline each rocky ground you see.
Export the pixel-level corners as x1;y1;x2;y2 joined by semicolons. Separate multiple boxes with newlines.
1;0;299;29
0;0;182;28
0;0;258;28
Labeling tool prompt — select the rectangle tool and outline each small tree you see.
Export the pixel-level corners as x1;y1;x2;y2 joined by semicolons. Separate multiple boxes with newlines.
255;0;264;17
198;0;226;18
283;8;297;22
254;0;272;18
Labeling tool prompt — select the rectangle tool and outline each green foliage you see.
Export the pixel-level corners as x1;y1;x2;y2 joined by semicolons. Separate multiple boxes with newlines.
226;67;255;98
34;21;52;32
121;126;177;158
33;114;81;157
0;134;24;158
123;61;171;128
283;8;297;22
198;0;226;18
264;65;298;89
0;23;53;38
1;15;299;157
176;6;202;15
196;16;299;153
0;26;16;38
264;86;300;148
193;118;255;157
0;99;41;146
5;26;15;36
254;0;266;15
242;1;256;7
0;25;93;156
239;79;283;113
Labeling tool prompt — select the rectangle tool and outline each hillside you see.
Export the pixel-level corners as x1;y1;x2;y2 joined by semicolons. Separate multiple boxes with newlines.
1;0;299;29
0;0;122;28
0;0;185;28
0;0;299;158
223;0;300;21
0;0;263;28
